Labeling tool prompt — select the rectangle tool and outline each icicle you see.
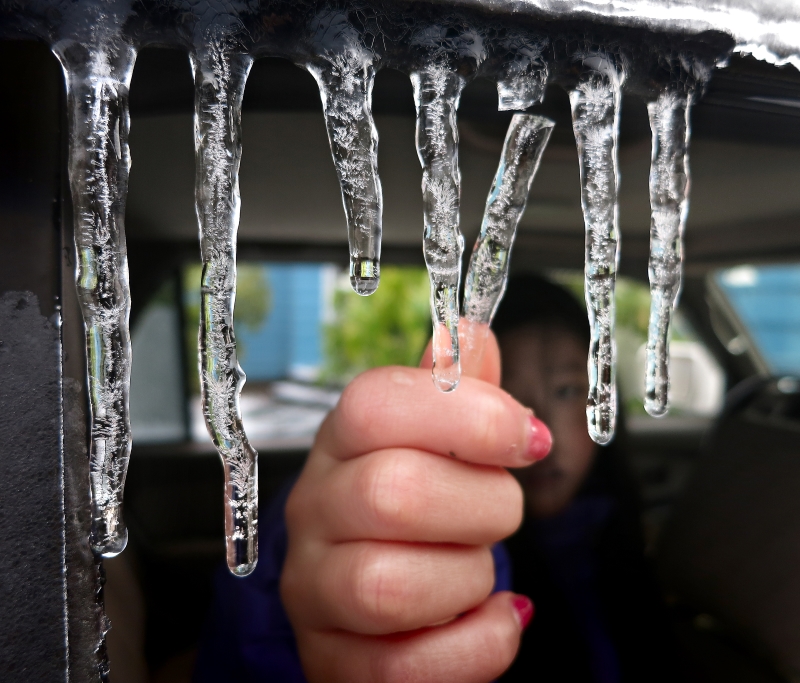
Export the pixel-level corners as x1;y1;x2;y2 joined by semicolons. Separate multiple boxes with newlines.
569;57;625;445
462;114;554;374
306;14;382;296
644;89;693;417
412;61;466;392
54;40;137;557
495;33;548;112
191;30;258;577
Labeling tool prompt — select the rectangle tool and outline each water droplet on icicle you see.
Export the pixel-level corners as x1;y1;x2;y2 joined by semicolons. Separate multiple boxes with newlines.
54;37;137;558
412;61;466;392
305;12;382;296
462;114;554;374
191;29;258;577
570;56;625;445
644;88;693;417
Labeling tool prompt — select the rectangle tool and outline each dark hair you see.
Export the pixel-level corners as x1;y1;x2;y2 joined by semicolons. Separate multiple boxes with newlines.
492;272;633;466
491;273;589;345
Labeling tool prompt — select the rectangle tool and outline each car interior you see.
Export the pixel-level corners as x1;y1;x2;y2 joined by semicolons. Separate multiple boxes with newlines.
4;22;800;682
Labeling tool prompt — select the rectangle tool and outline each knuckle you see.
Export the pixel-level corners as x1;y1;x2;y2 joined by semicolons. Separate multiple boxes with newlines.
283;483;302;528
375;654;415;683
471;393;507;451
336;377;365;429
358;452;423;535
336;371;383;437
498;473;525;536
349;545;406;626
485;616;522;673
474;546;498;597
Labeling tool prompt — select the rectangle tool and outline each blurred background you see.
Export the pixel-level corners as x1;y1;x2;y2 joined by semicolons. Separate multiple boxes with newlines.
5;30;800;683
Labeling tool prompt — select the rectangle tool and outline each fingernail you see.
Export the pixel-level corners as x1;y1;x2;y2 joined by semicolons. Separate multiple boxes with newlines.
526;415;552;461
511;594;534;631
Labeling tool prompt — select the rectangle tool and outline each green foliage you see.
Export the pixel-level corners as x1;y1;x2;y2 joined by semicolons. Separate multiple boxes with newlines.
322;266;431;385
616;277;651;340
551;270;651;340
182;262;271;393
235;265;272;333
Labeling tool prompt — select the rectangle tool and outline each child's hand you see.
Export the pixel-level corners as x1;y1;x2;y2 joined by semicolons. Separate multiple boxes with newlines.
280;333;552;683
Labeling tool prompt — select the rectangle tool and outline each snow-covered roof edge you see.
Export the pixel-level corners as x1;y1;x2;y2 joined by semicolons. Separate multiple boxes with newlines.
444;0;800;69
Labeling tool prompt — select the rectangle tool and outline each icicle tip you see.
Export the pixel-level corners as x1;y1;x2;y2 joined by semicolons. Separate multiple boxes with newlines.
350;257;380;296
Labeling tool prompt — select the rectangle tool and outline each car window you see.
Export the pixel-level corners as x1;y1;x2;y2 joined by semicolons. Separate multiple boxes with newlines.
552;271;725;422
130;266;727;448
716;264;800;376
130;263;431;448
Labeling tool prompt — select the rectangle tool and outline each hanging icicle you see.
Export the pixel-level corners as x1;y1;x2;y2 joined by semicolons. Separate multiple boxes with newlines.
644;88;693;417
495;32;548;112
412;59;466;392
54;37;137;558
191;28;258;577
570;55;625;445
462;114;554;373
305;11;383;296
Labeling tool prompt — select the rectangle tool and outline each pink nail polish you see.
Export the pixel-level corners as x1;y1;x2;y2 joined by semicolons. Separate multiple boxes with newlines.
512;595;534;630
527;415;552;461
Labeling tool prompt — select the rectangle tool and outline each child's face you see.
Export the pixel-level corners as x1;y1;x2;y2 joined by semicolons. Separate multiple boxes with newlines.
499;324;598;519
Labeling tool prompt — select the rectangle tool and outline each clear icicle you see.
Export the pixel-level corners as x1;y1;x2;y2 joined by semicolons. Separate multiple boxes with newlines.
306;16;382;296
496;33;548;112
55;41;137;558
462;114;554;374
412;61;466;392
644;89;693;417
569;57;625;445
191;31;258;577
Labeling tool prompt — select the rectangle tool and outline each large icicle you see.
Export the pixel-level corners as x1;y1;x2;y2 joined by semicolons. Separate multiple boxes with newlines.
191;30;258;577
412;60;466;392
55;40;137;557
306;13;382;296
570;57;625;445
644;89;693;417
462;114;554;374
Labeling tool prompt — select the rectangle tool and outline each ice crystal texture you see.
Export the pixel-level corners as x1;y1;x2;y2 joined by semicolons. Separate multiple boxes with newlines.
191;29;258;577
462;114;553;370
570;56;625;445
0;0;754;571
306;11;383;296
54;27;136;558
413;60;466;392
644;89;693;417
495;32;548;111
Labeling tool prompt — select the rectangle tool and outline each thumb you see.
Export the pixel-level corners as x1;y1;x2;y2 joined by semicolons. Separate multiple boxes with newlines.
419;319;502;387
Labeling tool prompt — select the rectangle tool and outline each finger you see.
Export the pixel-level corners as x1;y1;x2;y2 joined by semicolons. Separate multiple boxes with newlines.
419;321;501;386
316;448;523;544
319;366;552;467
301;541;494;634
297;591;530;683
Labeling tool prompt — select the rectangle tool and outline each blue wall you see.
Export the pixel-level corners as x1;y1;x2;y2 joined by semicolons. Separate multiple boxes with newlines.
237;263;325;381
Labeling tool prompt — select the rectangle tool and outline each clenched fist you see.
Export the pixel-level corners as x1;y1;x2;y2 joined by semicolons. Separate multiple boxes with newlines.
281;333;552;683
